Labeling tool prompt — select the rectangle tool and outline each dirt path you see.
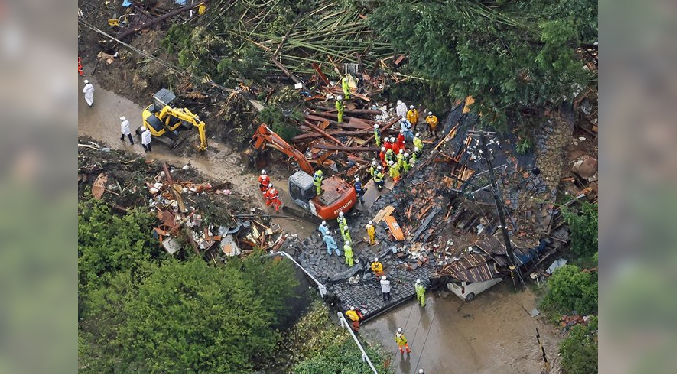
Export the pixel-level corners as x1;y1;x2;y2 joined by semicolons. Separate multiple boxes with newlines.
362;282;562;374
78;81;316;238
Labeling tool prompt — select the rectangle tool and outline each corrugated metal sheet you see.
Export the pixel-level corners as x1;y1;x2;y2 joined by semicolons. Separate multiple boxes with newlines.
442;253;499;283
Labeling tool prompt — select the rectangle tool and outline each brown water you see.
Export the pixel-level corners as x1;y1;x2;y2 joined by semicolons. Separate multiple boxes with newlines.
78;81;317;238
362;282;562;374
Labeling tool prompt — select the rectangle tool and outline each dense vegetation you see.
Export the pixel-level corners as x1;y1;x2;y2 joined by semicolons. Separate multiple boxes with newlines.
78;200;299;373
562;202;598;264
559;316;598;374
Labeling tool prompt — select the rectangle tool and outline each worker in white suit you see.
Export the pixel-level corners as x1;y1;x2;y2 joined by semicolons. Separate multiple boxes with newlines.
120;117;134;144
82;80;94;107
141;127;152;152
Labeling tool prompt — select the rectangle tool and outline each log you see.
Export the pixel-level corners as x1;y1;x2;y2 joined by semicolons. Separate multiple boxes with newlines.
311;106;382;116
312;144;380;152
302;121;344;146
117;1;206;40
293;129;371;142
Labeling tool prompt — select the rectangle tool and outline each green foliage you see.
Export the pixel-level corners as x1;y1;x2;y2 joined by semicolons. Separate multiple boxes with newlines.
78;199;165;317
294;339;390;374
369;0;597;129
562;202;598;261
516;137;533;155
559;316;598;374
541;265;598;315
258;105;300;142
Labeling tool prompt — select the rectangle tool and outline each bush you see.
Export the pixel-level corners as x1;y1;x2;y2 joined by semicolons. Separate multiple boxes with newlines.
541;265;598;315
559;317;598;373
258;105;301;142
562;202;598;262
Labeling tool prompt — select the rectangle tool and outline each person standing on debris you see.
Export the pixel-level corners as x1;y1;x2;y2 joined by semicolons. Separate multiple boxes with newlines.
119;117;134;145
258;169;270;192
354;176;364;204
391;136;400;155
415;279;426;307
395;327;412;354
388;161;401;182
366;221;376;245
374;166;385;192
337;211;347;232
267;184;282;212
379;147;387;168
371;256;383;277
396;100;408;119
425;111;438;137
345;306;363;332
397;129;406;147
369;160;378;179
401;118;414;142
380;276;391;301
342;76;351;99
407;105;419;132
264;183;275;206
384;137;392;153
82;80;94;107
336;96;345;123
374;124;382;147
319;220;330;236
397;149;406;172
414;146;423;161
385;147;395;165
344;242;354;267
140;126;152;152
402;152;411;173
323;231;340;256
414;133;423;151
341;224;352;245
313;169;323;196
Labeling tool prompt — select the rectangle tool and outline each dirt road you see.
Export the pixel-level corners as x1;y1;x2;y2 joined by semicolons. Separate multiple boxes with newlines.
78;81;317;237
362;282;562;374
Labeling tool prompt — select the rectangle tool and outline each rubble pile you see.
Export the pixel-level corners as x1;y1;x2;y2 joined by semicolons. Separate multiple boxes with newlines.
78;137;286;260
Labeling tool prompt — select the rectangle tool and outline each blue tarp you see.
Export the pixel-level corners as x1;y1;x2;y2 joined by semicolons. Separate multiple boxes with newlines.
122;0;132;7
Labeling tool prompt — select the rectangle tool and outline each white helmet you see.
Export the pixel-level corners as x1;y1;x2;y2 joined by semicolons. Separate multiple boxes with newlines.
405;153;409;157
261;169;266;175
397;327;403;333
339;211;344;217
377;166;383;170
388;161;394;166
84;80;89;84
322;220;327;225
372;160;377;166
382;276;387;280
415;133;420;138
416;278;421;283
397;100;402;104
375;124;379;129
355;176;359;181
410;105;414;109
428;111;432;115
399;149;404;154
381;146;386;152
374;257;379;262
390;137;396;142
414;147;419;152
368;220;373;225
337;95;343;101
419;370;424;374
268;183;273;188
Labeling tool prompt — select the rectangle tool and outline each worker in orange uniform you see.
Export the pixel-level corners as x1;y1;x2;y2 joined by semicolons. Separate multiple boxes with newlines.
258;169;270;192
265;184;282;211
425;111;439;138
345;306;363;333
397;129;406;148
395;327;412;354
407;105;419;132
384;137;392;152
366;221;376;246
379;147;387;168
391;136;400;155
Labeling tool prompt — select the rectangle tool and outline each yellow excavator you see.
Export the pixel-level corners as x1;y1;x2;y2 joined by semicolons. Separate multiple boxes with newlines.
137;88;208;151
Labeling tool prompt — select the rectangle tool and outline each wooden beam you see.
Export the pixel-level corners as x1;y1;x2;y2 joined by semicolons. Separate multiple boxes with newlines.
312;144;380;152
303;121;344;146
117;1;206;40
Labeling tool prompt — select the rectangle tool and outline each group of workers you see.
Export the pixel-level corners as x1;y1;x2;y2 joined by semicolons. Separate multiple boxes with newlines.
258;169;282;212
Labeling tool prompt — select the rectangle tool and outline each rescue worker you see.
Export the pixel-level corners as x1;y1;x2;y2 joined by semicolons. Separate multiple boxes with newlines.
313;169;324;195
425;111;438;137
266;184;282;211
323;231;340;256
401;118;414;141
344;242;354;267
396;100;408;119
345;306;363;332
415;278;426;307
318;220;330;236
120;117;134;145
395;327;412;354
82;80;94;107
407;105;419;132
371;256;383;277
397;128;406;147
391;136;400;155
374;166;385;191
384;137;392;152
341;224;352;245
354;176;364;204
414;146;423;160
379;147;387;168
336;95;344;123
366;221;376;245
413;133;423;151
385;147;395;165
403;152;411;172
369;160;378;179
388;161;401;182
374;124;382;147
380;275;391;301
258;169;270;192
337;211;347;232
342;75;350;99
140;126;152;152
397;149;406;171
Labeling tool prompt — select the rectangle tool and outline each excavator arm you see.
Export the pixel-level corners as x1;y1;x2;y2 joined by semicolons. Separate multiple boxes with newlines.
158;106;208;151
252;124;314;174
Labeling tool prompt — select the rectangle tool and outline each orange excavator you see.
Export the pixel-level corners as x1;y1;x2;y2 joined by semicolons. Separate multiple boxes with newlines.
252;124;357;220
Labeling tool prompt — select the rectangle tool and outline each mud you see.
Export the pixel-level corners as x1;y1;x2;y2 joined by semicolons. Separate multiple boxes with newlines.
362;282;562;374
78;82;316;238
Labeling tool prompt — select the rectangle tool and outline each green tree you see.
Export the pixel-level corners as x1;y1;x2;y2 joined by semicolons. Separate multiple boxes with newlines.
258;105;301;142
562;202;598;262
369;0;597;129
559;316;598;373
542;265;598;315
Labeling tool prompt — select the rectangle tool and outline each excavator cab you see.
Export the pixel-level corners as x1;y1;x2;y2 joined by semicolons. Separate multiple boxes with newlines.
288;171;316;211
